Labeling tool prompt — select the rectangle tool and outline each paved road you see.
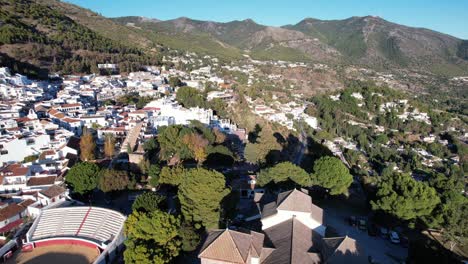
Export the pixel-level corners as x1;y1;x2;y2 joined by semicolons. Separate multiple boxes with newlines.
323;205;407;264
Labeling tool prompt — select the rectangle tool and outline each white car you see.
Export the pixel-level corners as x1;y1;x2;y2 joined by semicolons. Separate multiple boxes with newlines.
390;231;400;244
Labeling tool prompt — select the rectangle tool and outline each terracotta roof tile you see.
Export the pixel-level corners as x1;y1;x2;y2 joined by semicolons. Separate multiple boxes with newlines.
40;185;66;198
27;176;56;186
19;199;36;207
0;203;25;222
199;229;258;263
1;164;29;177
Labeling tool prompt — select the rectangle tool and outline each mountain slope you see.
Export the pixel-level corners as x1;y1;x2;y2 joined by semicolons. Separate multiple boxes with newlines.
1;0;467;76
114;15;468;75
113;16;244;61
284;16;468;74
0;0;161;78
113;17;340;62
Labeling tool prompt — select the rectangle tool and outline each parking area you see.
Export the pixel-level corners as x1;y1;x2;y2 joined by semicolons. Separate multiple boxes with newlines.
323;204;407;264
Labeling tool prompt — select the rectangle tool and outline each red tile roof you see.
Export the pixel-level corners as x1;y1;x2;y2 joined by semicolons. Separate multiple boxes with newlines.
0;203;25;222
0;164;29;177
60;103;81;108
0;218;23;233
40;185;66;199
27;176;56;186
19;199;36;208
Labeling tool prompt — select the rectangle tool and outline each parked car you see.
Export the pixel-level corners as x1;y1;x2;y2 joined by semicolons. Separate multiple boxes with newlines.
348;216;357;226
368;223;379;236
380;227;389;239
358;219;367;231
390;231;400;244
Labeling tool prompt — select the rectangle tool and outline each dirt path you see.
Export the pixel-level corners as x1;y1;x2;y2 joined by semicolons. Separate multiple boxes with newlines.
7;244;99;264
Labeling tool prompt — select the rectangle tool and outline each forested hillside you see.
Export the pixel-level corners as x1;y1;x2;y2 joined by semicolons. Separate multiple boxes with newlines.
0;0;161;78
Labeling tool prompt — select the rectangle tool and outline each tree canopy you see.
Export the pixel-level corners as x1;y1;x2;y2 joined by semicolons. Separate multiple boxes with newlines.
179;223;200;252
159;166;186;186
157;124;230;165
65;162;99;195
311;156;353;195
244;126;281;165
124;210;181;264
80;127;95;161
257;162;312;187
157;125;194;162
103;133;115;158
183;133;209;165
148;164;161;187
99;169;130;193
371;173;440;220
178;168;229;229
132;192;165;213
176;86;205;108
423;173;467;249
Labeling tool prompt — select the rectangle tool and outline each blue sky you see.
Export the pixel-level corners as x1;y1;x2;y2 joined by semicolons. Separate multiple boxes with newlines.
66;0;468;39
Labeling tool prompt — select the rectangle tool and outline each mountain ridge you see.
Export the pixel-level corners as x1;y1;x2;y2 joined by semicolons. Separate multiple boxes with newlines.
112;15;468;75
1;0;467;76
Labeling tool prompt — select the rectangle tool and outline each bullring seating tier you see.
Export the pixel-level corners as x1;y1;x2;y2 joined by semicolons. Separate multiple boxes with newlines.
30;207;125;244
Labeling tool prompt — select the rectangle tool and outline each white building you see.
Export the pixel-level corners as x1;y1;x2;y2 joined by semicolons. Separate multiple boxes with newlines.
146;99;213;128
0;134;50;165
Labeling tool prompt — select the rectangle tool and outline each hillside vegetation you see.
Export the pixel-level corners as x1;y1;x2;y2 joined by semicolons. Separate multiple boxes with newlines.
0;0;161;78
114;15;468;75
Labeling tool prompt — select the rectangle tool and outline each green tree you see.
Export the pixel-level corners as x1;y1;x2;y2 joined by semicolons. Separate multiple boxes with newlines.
443;200;468;251
244;126;281;165
257;162;312;187
132;192;165;213
176;86;205;108
374;134;389;145
23;154;38;163
179;222;201;252
148;164;161;187
423;173;467;250
168;76;182;88
311;156;353;195
371;173;440;220
65;162;99;195
159;166;186;186
157;125;194;162
178;168;229;229
143;137;159;161
124;210;181;264
99;169;129;193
